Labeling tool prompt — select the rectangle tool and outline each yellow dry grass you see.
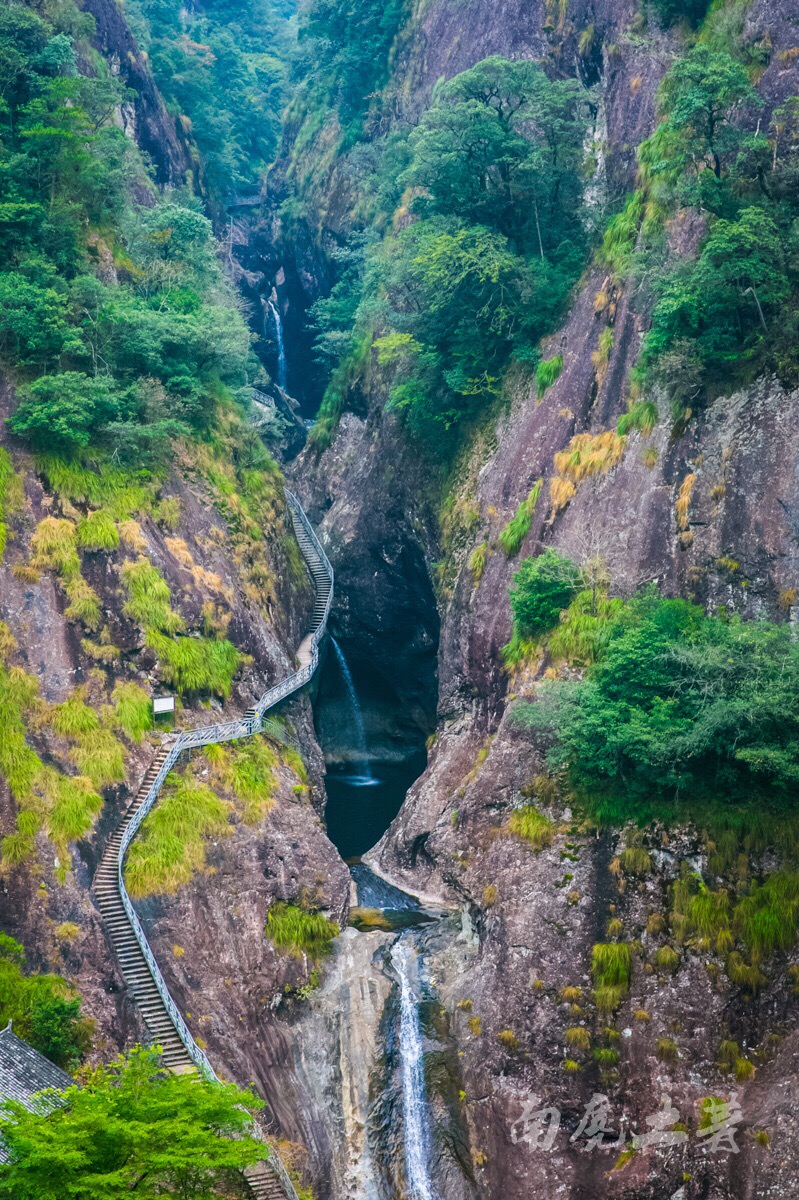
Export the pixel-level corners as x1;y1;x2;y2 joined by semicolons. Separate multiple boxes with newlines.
675;473;697;532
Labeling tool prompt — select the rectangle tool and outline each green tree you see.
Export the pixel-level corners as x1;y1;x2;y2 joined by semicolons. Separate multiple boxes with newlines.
404;56;588;256
509;549;580;638
8;372;119;450
0;1045;266;1199
658;46;759;180
530;591;799;817
0;934;90;1070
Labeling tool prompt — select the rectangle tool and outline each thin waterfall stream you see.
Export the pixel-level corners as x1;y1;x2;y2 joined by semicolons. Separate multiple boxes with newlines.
391;939;439;1200
330;637;377;786
268;296;288;391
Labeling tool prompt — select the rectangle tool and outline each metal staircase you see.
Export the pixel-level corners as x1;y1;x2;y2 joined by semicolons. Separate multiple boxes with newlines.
92;490;333;1200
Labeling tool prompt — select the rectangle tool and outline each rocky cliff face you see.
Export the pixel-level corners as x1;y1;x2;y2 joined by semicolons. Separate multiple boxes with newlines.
277;0;799;1196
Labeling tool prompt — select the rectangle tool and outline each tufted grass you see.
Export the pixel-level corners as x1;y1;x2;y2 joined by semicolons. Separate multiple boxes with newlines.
0;447;22;562
64;576;102;630
69;727;125;789
266;902;339;962
46;772;103;845
536;354;563;398
566;1026;591;1051
653;945;680;974
31;518;80;579
619;846;652;876
125;771;231;898
122;559;185;635
35;455;156;519
147;631;244;697
468;541;489;584
204;738;277;822
498;480;543;557
734;872;799;959
508;805;554;850
76;509;120;551
112;682;153;742
547;588;626;667
0;666;42;800
617;399;658;437
592;943;633;1012
49;689;99;739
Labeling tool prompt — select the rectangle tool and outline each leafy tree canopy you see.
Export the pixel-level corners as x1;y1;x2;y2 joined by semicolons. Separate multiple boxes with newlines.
0;1045;266;1200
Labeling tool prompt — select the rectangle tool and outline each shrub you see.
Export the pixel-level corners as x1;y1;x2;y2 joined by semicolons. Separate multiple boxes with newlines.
266;902;339;962
508;805;554;849
498;480;543;557
536;355;563;398
508;549;580;639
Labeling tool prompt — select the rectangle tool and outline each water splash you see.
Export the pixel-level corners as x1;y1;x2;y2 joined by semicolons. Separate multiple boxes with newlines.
391;940;438;1200
331;638;376;785
268;296;288;391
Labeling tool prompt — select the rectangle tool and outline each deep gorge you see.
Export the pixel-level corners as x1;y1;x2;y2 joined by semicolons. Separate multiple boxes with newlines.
1;0;799;1198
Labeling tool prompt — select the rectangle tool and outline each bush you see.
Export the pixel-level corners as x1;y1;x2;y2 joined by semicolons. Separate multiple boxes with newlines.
508;549;580;639
534;589;799;819
0;934;90;1069
9;373;119;451
266;902;339;961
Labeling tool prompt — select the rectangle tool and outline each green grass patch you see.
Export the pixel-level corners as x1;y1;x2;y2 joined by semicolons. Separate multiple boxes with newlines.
536;355;563;399
69;728;125;789
122;559;185;635
112;683;153;742
498;479;543;557
0;448;22;562
76;509;120;552
617;399;658;436
125;771;231;898
49;689;100;739
508;805;555;850
204;738;277;822
266;902;339;962
36;456;157;520
146;631;244;697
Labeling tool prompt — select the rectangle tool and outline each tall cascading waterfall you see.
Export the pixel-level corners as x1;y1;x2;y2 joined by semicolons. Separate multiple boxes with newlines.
391;939;438;1200
331;637;377;785
268;295;288;391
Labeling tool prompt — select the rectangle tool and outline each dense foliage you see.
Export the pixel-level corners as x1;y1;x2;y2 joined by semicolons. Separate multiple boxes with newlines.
127;0;291;202
0;1045;265;1199
515;589;799;821
0;0;253;459
509;550;580;638
311;56;593;450
617;43;799;417
0;934;90;1070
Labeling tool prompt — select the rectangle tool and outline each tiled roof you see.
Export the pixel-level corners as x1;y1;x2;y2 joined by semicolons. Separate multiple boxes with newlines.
0;1022;73;1162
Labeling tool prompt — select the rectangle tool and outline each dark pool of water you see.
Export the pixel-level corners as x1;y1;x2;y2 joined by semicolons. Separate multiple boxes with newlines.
324;749;427;860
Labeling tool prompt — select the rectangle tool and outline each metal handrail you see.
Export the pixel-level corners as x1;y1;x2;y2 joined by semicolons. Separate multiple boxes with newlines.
110;489;333;1197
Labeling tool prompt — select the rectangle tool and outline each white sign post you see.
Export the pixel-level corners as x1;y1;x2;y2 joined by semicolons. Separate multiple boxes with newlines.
152;695;175;717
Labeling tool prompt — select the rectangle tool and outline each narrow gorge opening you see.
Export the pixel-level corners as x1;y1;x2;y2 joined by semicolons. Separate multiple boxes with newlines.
313;631;433;860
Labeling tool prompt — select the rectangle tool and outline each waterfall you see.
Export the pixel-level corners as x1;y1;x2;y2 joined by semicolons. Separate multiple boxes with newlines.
391;940;438;1200
268;296;288;391
331;638;376;785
